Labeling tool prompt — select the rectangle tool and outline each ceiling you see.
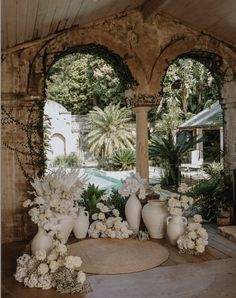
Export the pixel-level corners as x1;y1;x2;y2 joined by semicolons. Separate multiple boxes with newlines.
2;0;236;51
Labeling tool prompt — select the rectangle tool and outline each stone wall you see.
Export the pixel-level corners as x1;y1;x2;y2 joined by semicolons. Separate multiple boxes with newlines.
2;10;236;242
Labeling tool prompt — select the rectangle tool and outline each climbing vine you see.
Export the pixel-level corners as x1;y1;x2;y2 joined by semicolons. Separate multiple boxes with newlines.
1;98;50;181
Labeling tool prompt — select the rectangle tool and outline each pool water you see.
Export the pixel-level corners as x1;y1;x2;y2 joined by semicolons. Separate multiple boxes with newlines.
83;168;122;193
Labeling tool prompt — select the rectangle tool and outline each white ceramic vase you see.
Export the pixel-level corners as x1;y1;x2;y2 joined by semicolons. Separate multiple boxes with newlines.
167;215;187;246
73;209;90;239
125;193;142;233
31;227;53;255
56;214;76;243
142;199;169;239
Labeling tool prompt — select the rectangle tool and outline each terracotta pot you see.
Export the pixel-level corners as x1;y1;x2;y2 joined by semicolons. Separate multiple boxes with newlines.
142;200;169;239
217;216;230;226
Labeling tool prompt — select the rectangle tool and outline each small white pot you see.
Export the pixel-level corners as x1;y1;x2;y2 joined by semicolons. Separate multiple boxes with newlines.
125;193;142;233
73;209;90;239
31;227;53;255
56;214;76;243
167;215;187;246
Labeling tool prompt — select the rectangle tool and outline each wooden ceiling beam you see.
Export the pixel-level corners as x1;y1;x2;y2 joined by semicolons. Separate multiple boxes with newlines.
141;0;168;22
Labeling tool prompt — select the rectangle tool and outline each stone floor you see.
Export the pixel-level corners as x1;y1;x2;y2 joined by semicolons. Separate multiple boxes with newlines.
2;225;236;298
218;225;236;242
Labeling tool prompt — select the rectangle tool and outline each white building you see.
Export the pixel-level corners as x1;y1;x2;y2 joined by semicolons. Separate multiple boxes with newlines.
44;100;91;163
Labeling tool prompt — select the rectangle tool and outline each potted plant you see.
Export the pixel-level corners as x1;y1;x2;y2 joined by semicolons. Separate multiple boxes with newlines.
216;200;232;226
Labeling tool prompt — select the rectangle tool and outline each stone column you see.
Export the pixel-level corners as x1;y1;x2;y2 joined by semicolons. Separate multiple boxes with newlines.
133;106;150;182
221;100;236;184
196;127;204;163
220;127;224;164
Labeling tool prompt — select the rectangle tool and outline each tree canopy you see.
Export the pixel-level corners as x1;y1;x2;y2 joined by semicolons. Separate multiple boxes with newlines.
150;58;220;134
46;53;125;115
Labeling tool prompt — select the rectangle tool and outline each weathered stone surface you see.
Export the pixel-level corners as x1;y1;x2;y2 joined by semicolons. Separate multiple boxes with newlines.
2;10;236;242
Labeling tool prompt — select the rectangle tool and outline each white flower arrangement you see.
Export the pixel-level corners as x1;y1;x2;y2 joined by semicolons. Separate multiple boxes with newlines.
177;214;208;254
118;173;147;200
23;169;85;234
88;202;133;239
15;233;89;293
16;169;89;294
167;183;194;216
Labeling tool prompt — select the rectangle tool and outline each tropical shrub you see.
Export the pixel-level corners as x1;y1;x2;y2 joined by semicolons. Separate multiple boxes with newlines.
106;190;128;220
86;104;135;159
110;149;136;171
52;152;81;168
149;132;203;186
80;184;106;219
188;163;232;223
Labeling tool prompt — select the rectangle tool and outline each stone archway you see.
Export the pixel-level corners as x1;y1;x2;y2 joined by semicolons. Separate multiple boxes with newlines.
149;35;236;185
27;28;147;97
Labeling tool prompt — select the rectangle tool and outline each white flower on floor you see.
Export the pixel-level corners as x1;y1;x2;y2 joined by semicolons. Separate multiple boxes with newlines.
193;214;203;223
77;271;86;284
38;263;49;275
49;261;59;273
177;215;208;255
35;249;46;261
65;256;82;270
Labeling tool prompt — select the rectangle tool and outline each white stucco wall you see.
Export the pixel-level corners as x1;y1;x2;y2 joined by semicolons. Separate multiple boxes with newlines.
44;100;79;160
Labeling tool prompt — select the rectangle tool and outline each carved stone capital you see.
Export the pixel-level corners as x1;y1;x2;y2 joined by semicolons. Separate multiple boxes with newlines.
126;93;160;108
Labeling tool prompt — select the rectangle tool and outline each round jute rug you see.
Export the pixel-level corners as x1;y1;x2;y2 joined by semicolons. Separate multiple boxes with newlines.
68;238;169;275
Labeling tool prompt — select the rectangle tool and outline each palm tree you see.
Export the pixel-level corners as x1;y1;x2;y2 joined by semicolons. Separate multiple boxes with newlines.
149;132;203;186
86;104;135;160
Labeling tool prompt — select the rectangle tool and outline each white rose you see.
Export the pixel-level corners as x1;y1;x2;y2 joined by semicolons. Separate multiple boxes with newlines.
25;273;38;288
169;207;182;216
98;212;105;220
196;238;205;246
198;228;208;240
38;263;49;275
77;271;86;284
188;223;201;231
57;243;67;255
196;244;205;253
189;231;197;240
101;205;110;213
96;203;104;210
65;256;82;270
112;209;120;217
193;214;203;223
49;260;59;272
35;249;46;261
92;213;98;220
23;199;32;208
187;239;195;250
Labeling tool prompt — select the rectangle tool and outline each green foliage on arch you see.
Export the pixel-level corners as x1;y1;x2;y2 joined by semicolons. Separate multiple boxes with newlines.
45;44;136;115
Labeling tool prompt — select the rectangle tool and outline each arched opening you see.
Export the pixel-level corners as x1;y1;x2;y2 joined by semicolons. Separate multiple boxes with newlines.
43;44;136;174
149;49;236;223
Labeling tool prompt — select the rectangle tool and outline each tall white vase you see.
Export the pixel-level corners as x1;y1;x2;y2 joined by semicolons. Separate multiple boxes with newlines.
56;214;76;243
125;193;142;233
31;227;53;255
167;215;187;246
73;209;90;239
142;200;169;239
